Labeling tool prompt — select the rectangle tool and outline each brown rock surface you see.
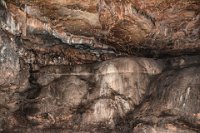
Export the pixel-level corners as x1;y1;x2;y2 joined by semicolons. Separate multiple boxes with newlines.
0;0;200;132
1;0;200;56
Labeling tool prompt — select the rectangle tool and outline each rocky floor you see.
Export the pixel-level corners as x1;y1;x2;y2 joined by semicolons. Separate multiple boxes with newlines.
0;0;200;133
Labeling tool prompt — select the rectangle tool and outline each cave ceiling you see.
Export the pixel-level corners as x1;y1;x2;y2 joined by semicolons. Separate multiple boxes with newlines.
1;0;200;61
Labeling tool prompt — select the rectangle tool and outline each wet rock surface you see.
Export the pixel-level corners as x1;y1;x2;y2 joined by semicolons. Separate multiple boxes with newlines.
0;0;200;133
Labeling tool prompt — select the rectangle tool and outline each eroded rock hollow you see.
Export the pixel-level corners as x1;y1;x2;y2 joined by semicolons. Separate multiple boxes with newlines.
0;0;200;132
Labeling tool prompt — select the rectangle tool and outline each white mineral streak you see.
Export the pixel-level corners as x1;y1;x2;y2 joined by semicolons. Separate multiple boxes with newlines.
52;29;97;47
0;0;7;9
58;7;100;26
179;95;183;102
0;46;6;55
0;46;6;62
24;4;30;15
100;64;123;96
185;87;191;100
82;58;162;126
83;97;131;127
27;18;51;32
1;4;26;35
93;99;115;126
3;14;20;35
183;103;186;108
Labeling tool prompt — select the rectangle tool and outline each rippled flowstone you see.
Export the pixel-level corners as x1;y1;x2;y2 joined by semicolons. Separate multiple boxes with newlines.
1;56;197;132
0;0;200;133
19;57;163;130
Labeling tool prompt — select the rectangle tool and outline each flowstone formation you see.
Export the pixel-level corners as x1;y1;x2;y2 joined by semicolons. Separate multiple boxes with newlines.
0;0;200;133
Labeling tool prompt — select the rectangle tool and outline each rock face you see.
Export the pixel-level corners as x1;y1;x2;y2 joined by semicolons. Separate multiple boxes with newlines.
1;0;200;56
0;0;200;133
129;66;200;133
26;57;163;130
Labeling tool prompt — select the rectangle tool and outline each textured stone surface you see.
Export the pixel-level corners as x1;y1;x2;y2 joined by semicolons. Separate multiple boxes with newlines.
0;56;198;132
120;66;200;133
0;0;200;133
0;30;19;87
1;0;200;56
21;57;163;129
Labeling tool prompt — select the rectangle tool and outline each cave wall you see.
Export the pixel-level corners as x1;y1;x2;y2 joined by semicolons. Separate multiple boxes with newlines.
0;0;200;132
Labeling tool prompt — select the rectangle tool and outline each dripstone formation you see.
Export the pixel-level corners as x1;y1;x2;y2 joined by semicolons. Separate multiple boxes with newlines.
0;0;200;132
